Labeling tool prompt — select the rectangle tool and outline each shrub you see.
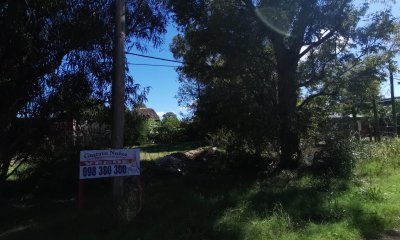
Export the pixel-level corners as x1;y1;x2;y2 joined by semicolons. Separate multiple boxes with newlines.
205;128;236;150
312;137;356;178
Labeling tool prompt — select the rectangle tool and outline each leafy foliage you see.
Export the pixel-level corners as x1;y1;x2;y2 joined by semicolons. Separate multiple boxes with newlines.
169;0;399;169
170;1;280;155
156;112;183;143
0;0;168;183
125;111;161;145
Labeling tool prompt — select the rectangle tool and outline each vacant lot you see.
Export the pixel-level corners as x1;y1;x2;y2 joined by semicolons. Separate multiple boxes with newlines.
2;140;400;240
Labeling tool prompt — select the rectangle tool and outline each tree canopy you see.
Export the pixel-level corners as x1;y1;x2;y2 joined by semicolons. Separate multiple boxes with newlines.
169;0;399;168
0;0;168;183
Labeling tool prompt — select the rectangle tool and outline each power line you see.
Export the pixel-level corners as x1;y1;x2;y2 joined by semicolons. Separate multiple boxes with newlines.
127;62;180;68
125;51;214;69
97;61;180;68
125;52;185;64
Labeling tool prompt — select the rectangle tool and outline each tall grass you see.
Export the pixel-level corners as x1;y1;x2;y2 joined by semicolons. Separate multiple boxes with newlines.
219;139;400;240
125;139;400;240
3;140;400;240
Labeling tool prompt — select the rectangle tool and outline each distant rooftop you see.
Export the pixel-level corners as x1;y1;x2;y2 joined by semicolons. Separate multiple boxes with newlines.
378;97;400;105
135;108;160;121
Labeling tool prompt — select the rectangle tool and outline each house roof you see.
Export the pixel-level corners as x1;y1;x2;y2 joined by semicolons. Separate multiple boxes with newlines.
378;97;400;106
135;108;160;121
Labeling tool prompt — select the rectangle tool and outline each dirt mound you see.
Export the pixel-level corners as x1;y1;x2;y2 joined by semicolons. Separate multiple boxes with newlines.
150;147;218;176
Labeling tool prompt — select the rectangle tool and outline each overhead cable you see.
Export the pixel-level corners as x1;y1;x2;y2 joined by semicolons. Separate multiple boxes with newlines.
125;51;213;68
127;62;180;68
125;52;185;64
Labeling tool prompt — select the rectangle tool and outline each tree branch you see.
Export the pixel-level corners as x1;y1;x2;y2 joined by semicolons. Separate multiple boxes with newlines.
299;30;337;59
298;1;348;59
297;90;336;110
298;62;327;87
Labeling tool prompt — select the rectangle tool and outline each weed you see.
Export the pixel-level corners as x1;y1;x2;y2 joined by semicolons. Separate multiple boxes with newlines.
358;186;384;202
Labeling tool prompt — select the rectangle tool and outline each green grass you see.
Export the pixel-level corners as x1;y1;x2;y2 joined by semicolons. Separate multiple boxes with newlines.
137;141;201;160
2;140;400;239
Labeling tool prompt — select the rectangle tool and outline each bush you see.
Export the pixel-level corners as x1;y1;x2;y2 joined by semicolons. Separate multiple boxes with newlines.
205;128;236;150
16;141;79;197
312;137;356;178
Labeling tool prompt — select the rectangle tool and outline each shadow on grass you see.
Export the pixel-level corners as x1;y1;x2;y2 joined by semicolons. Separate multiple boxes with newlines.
0;172;389;240
244;175;349;222
125;177;246;240
0;198;78;240
0;174;252;240
347;202;386;239
241;175;387;239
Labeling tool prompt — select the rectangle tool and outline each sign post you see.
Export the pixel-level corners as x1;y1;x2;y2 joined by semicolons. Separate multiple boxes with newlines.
78;148;140;210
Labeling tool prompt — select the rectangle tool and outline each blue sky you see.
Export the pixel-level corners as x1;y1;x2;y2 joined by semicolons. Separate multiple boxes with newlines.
128;1;400;118
127;26;180;118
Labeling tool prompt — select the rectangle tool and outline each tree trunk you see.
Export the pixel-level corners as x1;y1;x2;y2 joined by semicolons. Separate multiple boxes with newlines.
277;57;300;170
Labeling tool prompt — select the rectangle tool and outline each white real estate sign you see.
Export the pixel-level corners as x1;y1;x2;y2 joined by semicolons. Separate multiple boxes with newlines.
79;149;140;179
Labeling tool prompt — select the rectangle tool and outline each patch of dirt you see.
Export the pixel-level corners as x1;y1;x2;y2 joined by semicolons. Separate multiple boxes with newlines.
378;230;400;240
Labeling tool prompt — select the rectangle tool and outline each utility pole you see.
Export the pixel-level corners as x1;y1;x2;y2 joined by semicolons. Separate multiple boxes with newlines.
372;96;381;141
390;62;397;137
112;0;125;201
351;106;360;140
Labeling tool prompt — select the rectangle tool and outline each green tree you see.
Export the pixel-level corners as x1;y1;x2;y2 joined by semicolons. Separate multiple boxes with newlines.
170;0;279;155
0;0;168;185
156;112;181;143
169;0;398;169
125;110;161;145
